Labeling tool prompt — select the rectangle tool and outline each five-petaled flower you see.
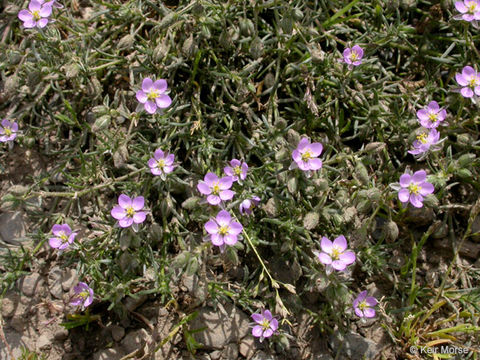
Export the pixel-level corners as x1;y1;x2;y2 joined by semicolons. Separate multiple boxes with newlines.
353;290;378;318
239;196;261;216
18;0;53;29
454;0;480;26
136;78;172;114
251;310;278;342
0;119;18;143
455;66;480;98
197;172;235;206
290;138;323;175
224;159;248;182
314;236;356;272
148;149;176;180
204;210;243;251
111;194;147;229
343;45;364;69
416;101;447;129
49;224;77;250
397;170;434;208
408;128;443;160
70;282;94;309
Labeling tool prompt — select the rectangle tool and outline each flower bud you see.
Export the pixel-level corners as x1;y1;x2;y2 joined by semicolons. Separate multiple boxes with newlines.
239;18;254;36
303;212;319;230
92;115;111;132
364;142;386;154
287;176;298;194
385;221;399;242
249;37;264;59
181;196;200;210
422;194;439;207
355;161;369;186
286;129;301;146
118;34;135;49
457;153;476;167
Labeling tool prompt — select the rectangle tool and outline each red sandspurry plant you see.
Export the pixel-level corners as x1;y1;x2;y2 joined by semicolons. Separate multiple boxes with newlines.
392;170;435;208
455;65;480;99
204;210;243;252
224;159;248;182
18;0;53;29
313;235;356;274
197;172;235;206
408;128;444;160
70;282;94;309
342;45;364;69
136;78;172;114
250;309;278;342
289;137;323;177
148;149;176;180
353;291;378;319
49;224;77;250
111;194;147;230
416;101;447;129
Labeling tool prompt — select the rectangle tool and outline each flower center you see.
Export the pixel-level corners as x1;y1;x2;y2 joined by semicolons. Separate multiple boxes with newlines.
301;150;313;162
60;233;68;243
428;113;438;122
408;183;421;195
416;133;428;144
469;74;478;87
212;182;220;195
4;127;12;136
234;166;242;176
218;225;230;236
468;1;478;13
79;290;89;299
126;206;135;217
156;159;165;169
32;10;41;21
147;90;159;101
261;319;271;330
331;247;341;260
350;52;359;61
358;300;368;310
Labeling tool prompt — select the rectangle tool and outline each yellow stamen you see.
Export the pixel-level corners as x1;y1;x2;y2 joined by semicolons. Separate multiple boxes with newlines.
156;159;165;169
350;52;359;61
358;300;368;310
261;319;271;330
126;206;135;217
301;150;313;162
4;128;12;136
468;1;477;13
212;182;220;195
147;90;159;101
218;225;230;236
32;10;41;21
60;233;68;243
428;113;438;122
79;290;89;299
234;166;242;176
331;247;341;260
408;184;421;195
469;77;479;87
416;133;428;144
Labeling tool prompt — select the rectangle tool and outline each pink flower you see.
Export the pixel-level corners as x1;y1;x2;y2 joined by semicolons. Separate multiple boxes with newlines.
416;101;447;128
111;194;147;228
397;170;434;208
197;172;235;206
136;78;172;114
18;0;53;29
313;236;356;272
343;45;364;69
49;224;77;250
70;282;94;309
239;196;261;216
408;128;443;160
204;210;243;251
454;0;480;25
353;291;377;318
0;119;18;143
148;149;176;179
455;66;480;98
39;0;64;9
224;159;248;182
290;138;323;174
251;310;278;342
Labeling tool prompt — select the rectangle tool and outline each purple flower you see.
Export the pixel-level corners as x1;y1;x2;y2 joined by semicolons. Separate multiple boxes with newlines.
290;138;323;174
70;282;94;309
454;0;480;25
18;0;52;29
455;66;480;98
204;210;243;251
408;129;443;160
197;172;235;206
239;196;261;216
148;149;176;179
314;236;356;272
397;170;434;208
353;291;377;318
224;159;248;182
251;310;278;342
343;45;364;69
111;194;147;228
49;224;77;250
39;0;64;8
416;101;447;128
136;78;172;114
0;119;18;143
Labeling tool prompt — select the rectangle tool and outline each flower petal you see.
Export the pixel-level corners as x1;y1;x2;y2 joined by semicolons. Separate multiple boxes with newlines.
132;196;144;211
263;329;273;338
49;237;62;248
223;234;237;245
456;73;468;86
419;182;434;195
29;0;41;11
39;5;52;17
309;142;323;156
297;138;310;151
218;176;233;190
153;79;168;93
412;170;427;183
118;217;134;228
118;194;132;208
333;235;347;252
399;174;411;187
398;188;410;202
204;172;219;185
339;250;356;265
207;195;221;205
136;90;147;103
229;221;243;235
331;260;346;271
363;308;376;318
308;158;322;170
144;101;157;114
155;94;172;109
270;318;278;331
410;194;424;208
210;234;223;246
365;296;378;307
142;78;153;91
320;237;333;254
197;181;212;195
133;211;146;224
251;313;263;323
216;210;231;226
461;87;474;98
316;252;332;265
252;325;263;337
111;206;126;220
219;190;235;201
205;220;219;234
37;18;49;28
18;10;33;21
263;310;273;321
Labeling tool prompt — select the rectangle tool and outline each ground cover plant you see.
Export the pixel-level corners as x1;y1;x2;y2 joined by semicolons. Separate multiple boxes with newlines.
1;0;480;359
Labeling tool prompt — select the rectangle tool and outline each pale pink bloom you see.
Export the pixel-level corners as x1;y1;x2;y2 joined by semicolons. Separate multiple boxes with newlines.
416;101;447;128
314;235;356;272
353;291;377;318
18;0;52;29
136;78;172;114
251;310;278;342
